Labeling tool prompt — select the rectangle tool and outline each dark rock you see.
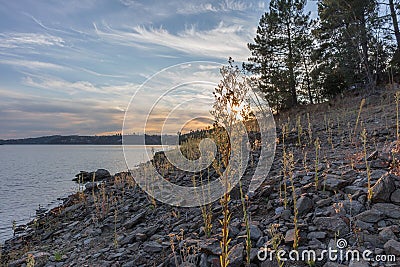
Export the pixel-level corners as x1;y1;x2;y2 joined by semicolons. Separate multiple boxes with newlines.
372;203;400;219
296;196;313;216
391;189;400;203
371;174;396;203
313;216;349;235
199;239;221;255
384;239;400;256
323;175;349;191
143;241;163;253
307;232;326;240
123;210;147;229
249;225;263;241
73;169;111;183
228;243;244;267
379;227;397;242
342;200;365;216
356;209;384;223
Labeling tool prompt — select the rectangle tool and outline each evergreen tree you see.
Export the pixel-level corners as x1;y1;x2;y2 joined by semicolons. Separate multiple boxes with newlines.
315;0;379;91
245;0;312;111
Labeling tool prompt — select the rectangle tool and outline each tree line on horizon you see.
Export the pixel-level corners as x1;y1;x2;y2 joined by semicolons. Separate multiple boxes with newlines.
244;0;400;112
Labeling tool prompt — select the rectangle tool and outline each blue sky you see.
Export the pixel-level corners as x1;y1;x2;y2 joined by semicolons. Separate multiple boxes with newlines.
0;0;317;139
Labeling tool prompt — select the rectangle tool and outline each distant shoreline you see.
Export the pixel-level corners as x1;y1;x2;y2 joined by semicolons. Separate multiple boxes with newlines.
0;134;177;145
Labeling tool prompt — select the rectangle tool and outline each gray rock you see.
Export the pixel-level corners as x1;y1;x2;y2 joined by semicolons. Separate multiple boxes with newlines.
250;225;263;241
199;238;221;255
123;210;146;229
280;209;292;221
307;232;326;240
348;259;369;267
143;241;163;253
384;239;400;256
313;216;349;235
379;227;397;242
285;229;296;243
342;200;365;216
296;196;313;216
85;182;98;191
372;203;400;219
356;209;384;223
199;253;208;267
371;174;396;203
344;186;367;195
324;175;349;191
323;262;347;267
228;243;244;267
391;189;400;203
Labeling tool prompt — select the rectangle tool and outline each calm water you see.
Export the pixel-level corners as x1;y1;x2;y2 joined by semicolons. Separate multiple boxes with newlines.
0;145;156;243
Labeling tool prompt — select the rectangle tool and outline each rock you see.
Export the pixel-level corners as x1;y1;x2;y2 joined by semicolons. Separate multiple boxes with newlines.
344;186;367;195
275;207;284;215
342;200;365;216
280;209;292;221
323;175;350;191
228;243;244;267
371;174;396;203
373;203;400;219
123;210;146;229
384;239;400;256
356;209;384;223
199;253;208;267
348;259;369;267
250;225;263;241
313;217;349;235
199;239;222;255
85;182;98;191
143;241;163;253
307;232;326;240
296;196;313;216
323;262;347;267
379;227;397;242
73;169;111;183
285;229;296;243
391;189;400;203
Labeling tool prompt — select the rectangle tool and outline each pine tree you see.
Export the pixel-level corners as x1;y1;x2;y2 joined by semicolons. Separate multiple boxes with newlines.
245;0;312;111
315;0;379;90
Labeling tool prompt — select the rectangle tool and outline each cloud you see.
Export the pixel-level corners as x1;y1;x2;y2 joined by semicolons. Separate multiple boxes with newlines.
0;33;65;48
177;0;253;15
94;21;253;61
0;59;65;70
22;74;137;96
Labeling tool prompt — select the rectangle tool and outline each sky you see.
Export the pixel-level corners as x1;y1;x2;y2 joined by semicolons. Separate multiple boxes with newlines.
0;0;317;139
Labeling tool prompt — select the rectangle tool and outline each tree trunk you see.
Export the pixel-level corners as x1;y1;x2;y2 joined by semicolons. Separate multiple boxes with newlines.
302;54;313;104
286;22;298;107
390;0;400;48
360;15;374;87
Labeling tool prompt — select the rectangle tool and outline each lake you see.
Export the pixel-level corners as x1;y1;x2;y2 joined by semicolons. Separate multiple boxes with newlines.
0;145;157;243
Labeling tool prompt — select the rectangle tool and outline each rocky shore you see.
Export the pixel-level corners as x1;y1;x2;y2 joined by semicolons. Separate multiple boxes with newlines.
1;91;400;267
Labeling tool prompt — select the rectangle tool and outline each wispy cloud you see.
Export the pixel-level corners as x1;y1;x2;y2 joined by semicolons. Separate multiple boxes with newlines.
0;59;65;70
22;74;137;96
0;33;65;48
177;0;253;15
94;21;252;61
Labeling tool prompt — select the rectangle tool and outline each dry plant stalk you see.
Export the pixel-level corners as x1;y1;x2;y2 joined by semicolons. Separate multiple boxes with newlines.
361;129;373;203
353;99;366;143
314;138;320;189
288;152;299;250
